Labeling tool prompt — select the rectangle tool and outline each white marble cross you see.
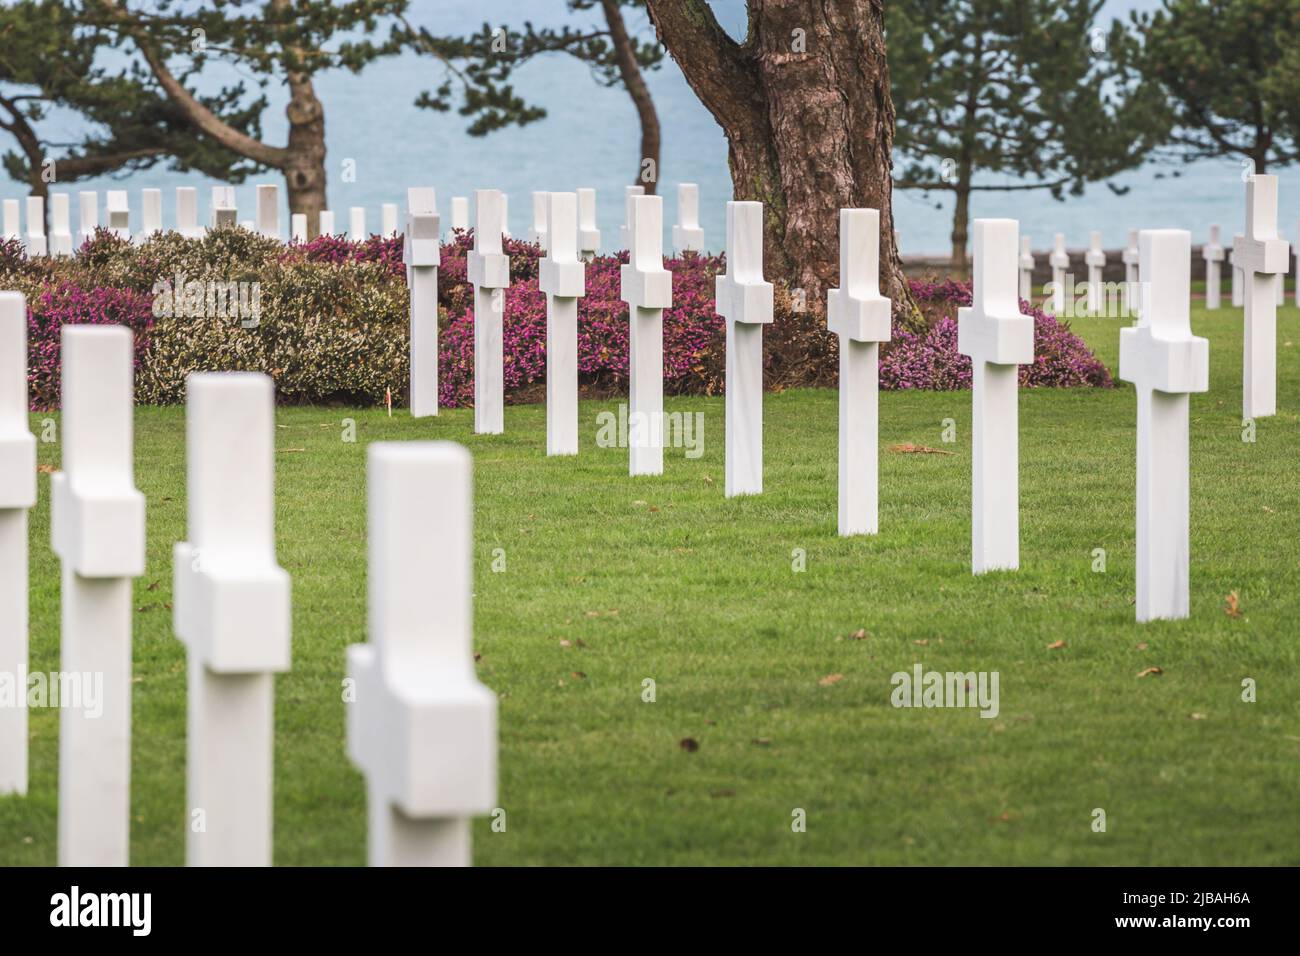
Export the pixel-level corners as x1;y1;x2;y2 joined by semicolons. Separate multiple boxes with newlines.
405;187;441;418
256;184;279;238
540;192;585;456
957;219;1034;574
319;210;336;236
77;191;98;245
1202;225;1225;310
173;373;290;865
577;188;601;260
467;189;510;434
528;191;550;251
1122;228;1140;315
210;186;236;229
382;203;398;237
177;186;204;238
451;197;469;232
620;194;671;476
673;183;704;253
1049;233;1069;313
2;200;18;240
827;209;890;536
0;292;36;796
25;196;45;256
717;201;774;497
1233;174;1289;420
347;442;497;867
291;213;307;242
618;185;645;250
51;324;145;866
140;189;162;241
49;193;72;256
1085;230;1106;315
1018;235;1034;302
1119;230;1208;621
349;206;366;241
106;191;129;239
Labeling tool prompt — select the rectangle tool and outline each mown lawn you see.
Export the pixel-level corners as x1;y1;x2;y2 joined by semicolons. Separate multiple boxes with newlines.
2;304;1298;866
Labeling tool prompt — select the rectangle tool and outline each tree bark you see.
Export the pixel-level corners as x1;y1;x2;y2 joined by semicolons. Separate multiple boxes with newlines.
283;71;328;234
950;184;970;274
645;0;917;321
601;0;661;195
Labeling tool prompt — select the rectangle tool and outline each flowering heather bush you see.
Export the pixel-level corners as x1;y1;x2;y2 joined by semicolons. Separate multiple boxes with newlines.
285;233;405;279
436;234;723;408
884;279;1114;390
27;282;155;410
1;224;1111;410
433;237;1110;406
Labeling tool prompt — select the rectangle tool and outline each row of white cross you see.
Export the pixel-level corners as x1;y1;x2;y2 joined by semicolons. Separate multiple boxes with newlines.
0;306;492;865
1020;177;1291;423
431;181;1287;617
0;176;1288;865
1028;219;1294;318
2;182;712;256
1;185;384;245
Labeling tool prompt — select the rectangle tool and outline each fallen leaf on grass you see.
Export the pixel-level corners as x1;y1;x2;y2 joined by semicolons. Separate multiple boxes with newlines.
559;639;572;648
1189;712;1207;720
278;447;306;454
850;628;869;641
1047;640;1067;650
146;580;160;592
1135;642;1149;651
1137;666;1163;678
1224;592;1242;618
819;673;845;686
888;443;954;456
571;671;587;680
36;464;55;475
914;639;928;646
679;738;699;753
752;737;772;746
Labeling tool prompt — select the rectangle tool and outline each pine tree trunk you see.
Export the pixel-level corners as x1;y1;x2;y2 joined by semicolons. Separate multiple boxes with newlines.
645;0;918;324
283;72;328;237
601;0;662;195
951;184;971;275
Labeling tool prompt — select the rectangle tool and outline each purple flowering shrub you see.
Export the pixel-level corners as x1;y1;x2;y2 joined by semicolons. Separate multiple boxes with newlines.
885;278;1113;390
27;282;155;410
285;233;405;279
432;236;1110;407
435;232;724;408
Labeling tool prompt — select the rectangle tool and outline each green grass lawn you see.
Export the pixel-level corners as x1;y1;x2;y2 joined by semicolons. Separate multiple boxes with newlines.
3;304;1299;866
